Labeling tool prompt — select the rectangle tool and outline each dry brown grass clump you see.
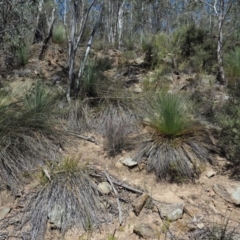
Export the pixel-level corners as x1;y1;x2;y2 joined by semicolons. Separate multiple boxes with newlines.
0;158;109;240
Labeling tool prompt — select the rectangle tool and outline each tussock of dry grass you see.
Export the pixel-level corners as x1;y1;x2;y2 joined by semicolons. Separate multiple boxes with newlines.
0;158;109;240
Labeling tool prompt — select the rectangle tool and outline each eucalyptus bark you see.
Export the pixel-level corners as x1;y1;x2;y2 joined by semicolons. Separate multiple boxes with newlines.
76;4;103;91
217;0;225;84
67;0;96;102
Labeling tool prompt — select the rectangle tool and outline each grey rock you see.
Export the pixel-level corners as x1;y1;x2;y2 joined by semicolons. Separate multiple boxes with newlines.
213;184;240;205
48;204;64;228
206;170;216;178
0;206;10;220
133;223;155;239
120;157;138;167
160;203;184;221
132;193;149;216
133;87;142;93
97;182;112;194
196;223;204;229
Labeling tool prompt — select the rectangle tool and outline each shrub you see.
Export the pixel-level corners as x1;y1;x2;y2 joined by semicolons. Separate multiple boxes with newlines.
15;44;31;66
0;82;64;193
52;24;66;44
186;212;239;240
215;90;240;172
225;47;240;81
80;57;112;99
134;92;214;182
173;24;217;73
141;32;173;69
104;111;133;157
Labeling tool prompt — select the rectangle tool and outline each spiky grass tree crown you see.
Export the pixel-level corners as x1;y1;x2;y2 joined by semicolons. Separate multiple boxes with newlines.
135;92;213;182
148;92;194;137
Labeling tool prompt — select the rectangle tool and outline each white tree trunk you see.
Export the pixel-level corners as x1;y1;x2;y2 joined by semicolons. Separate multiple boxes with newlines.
77;4;103;90
118;0;125;49
217;0;225;84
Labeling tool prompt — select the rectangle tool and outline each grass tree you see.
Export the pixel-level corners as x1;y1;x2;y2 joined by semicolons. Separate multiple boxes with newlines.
0;83;64;193
0;157;109;240
134;92;214;182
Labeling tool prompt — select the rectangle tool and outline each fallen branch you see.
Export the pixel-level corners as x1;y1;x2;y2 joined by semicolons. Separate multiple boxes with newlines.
104;171;123;226
89;168;144;194
67;132;98;145
110;179;144;195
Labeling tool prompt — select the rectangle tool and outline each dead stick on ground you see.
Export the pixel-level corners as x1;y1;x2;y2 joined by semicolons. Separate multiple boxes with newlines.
104;171;123;226
88;168;144;194
110;179;144;194
67;132;98;144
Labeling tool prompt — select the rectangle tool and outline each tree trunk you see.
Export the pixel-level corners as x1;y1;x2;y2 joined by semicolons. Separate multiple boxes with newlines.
217;0;226;85
39;7;55;60
76;4;103;92
217;14;225;84
118;0;125;49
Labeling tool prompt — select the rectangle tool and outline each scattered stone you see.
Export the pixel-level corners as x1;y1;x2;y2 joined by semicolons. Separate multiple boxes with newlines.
48;204;64;228
133;87;142;93
153;191;184;204
0;206;10;220
132;193;149;216
120;157;138;167
184;205;200;218
143;118;151;124
213;184;240;205
196;223;204;229
97;182;112;195
206;170;216;178
160;203;184;221
133;223;155;239
134;57;145;65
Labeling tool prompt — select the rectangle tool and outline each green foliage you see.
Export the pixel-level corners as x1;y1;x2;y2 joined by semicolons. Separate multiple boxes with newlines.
141;32;173;69
52;24;66;44
0;1;37;65
149;92;193;137
215;88;240;168
173;25;217;73
81;57;112;98
15;44;31;66
225;47;240;80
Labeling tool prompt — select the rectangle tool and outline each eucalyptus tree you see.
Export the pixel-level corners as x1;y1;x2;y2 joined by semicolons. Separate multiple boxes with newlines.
197;0;239;85
0;0;39;65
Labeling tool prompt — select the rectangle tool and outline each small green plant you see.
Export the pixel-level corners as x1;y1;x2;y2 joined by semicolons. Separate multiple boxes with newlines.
52;24;66;44
134;92;214;181
107;234;117;240
225;47;240;81
16;44;31;66
80;57;112;98
149;92;193;137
